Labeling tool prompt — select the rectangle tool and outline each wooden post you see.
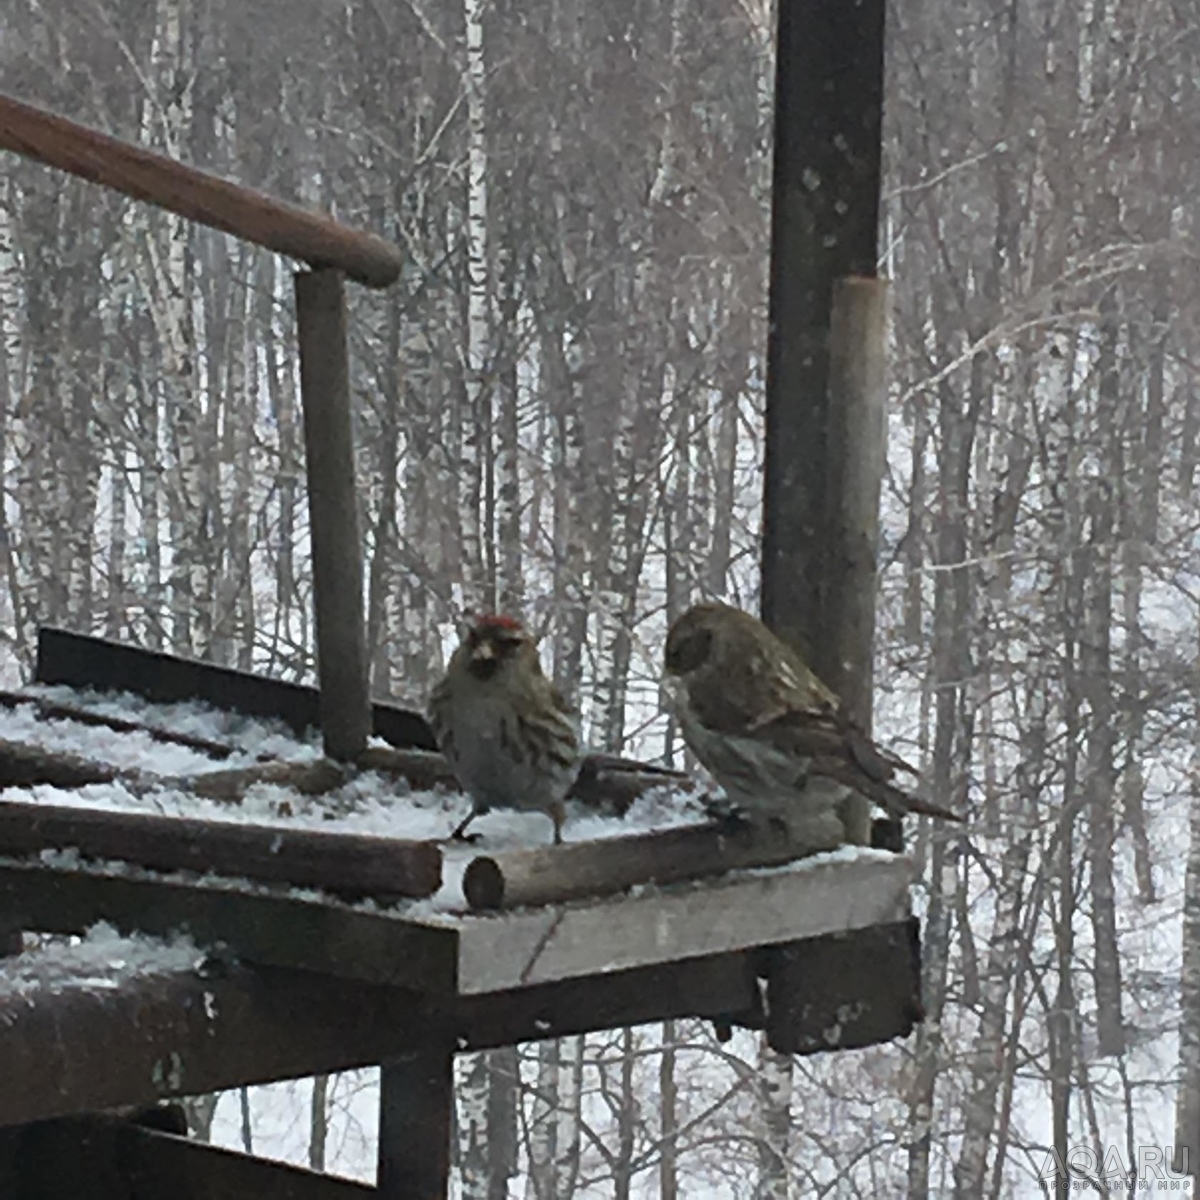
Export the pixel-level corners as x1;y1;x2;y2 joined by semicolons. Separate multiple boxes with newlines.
377;1049;454;1200
822;276;889;727
759;0;889;846
295;268;370;763
759;0;887;677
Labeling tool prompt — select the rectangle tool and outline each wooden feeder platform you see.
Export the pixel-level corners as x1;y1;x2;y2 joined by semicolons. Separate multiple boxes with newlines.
0;628;922;1197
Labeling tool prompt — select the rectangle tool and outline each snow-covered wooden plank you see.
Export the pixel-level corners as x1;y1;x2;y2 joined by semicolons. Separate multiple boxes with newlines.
0;859;456;990
448;850;914;994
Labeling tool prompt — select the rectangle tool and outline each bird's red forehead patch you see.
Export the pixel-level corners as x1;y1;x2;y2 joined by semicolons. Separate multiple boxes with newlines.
475;614;523;632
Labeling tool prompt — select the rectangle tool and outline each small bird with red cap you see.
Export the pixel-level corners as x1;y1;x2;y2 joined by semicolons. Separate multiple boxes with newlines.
428;614;581;843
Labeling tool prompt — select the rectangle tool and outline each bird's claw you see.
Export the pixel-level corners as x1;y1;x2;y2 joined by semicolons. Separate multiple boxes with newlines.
703;797;752;833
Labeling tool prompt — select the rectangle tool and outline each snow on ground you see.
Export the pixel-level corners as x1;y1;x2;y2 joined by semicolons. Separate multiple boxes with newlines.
0;921;204;1001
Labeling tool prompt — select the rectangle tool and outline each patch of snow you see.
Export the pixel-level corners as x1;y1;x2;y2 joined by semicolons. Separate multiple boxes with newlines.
19;684;324;767
0;921;204;1001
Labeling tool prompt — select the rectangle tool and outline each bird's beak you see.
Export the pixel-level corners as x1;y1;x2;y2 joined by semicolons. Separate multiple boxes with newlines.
471;641;496;662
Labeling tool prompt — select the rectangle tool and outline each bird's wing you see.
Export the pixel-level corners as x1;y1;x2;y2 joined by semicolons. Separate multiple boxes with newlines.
548;681;574;718
755;708;961;822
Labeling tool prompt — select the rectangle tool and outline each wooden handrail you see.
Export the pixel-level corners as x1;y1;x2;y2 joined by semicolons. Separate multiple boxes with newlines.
0;92;403;288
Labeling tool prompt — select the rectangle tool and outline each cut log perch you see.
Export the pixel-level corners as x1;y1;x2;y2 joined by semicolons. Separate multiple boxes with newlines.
182;746;686;810
463;821;827;911
0;93;403;288
188;757;355;802
0;798;442;899
569;755;693;816
0;738;125;790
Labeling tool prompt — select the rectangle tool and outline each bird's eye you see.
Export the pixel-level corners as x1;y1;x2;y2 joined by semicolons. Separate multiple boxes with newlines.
665;627;713;673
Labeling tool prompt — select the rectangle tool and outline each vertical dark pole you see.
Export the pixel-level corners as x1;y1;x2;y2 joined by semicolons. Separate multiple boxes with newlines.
377;1049;454;1200
759;0;887;680
294;268;370;763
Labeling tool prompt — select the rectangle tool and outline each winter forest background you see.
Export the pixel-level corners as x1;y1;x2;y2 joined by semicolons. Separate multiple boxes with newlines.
1;0;1199;1195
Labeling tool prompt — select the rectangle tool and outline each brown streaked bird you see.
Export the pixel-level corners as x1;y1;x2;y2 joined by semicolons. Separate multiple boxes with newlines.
663;601;962;848
428;614;581;844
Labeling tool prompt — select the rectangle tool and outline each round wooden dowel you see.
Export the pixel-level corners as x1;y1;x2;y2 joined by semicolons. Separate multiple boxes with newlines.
462;822;823;911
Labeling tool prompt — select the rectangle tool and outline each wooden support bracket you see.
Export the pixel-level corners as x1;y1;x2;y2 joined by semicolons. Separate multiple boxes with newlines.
764;916;922;1054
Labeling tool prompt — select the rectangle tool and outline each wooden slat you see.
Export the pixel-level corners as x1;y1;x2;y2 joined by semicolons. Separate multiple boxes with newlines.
35;625;438;750
127;1124;377;1198
0;858;456;989
0;92;403;288
0;1117;375;1198
451;852;914;994
0;954;758;1125
295;268;371;763
463;821;818;911
0;798;442;900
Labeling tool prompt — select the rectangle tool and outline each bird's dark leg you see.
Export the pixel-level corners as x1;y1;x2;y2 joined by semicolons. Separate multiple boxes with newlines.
548;800;566;845
450;809;483;843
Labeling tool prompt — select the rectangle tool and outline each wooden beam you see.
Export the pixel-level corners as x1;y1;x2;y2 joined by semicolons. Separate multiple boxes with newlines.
764;917;923;1054
127;1125;377;1198
0;92;403;288
295;268;371;764
378;1050;453;1200
35;626;437;750
0;798;442;900
0;858;456;989
759;0;886;669
451;852;913;993
463;821;820;911
0;1117;375;1198
0;954;758;1126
